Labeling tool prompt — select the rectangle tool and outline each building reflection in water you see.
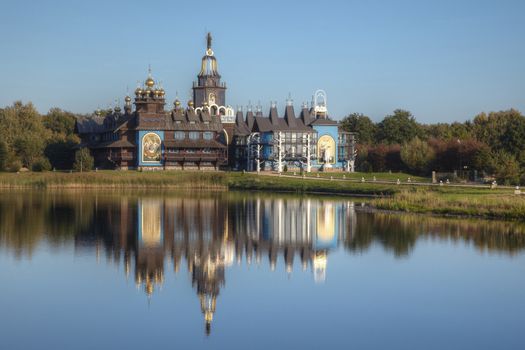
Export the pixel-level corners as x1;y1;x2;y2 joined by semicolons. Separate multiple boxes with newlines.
77;196;355;334
2;192;525;334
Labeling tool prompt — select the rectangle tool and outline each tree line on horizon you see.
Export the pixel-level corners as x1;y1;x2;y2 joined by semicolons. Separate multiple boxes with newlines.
0;101;524;184
0;101;92;173
340;108;525;184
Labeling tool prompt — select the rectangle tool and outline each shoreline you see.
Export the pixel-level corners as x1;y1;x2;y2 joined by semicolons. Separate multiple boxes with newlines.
0;170;523;221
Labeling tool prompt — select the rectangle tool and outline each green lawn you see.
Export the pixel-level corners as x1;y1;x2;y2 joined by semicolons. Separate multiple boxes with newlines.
282;171;429;182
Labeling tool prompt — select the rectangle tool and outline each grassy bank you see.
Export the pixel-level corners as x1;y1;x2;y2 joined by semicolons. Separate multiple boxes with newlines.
226;172;397;196
0;171;227;189
1;170;523;220
372;188;525;220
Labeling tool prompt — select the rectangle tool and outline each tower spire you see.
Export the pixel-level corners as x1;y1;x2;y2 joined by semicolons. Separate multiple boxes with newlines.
207;32;212;51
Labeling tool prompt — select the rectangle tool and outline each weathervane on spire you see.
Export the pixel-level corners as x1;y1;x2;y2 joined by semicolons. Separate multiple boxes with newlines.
206;32;214;56
207;32;212;49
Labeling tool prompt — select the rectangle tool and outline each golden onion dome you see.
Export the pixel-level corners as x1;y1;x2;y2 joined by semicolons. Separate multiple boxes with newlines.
159;89;165;97
125;95;131;103
145;77;155;88
174;99;181;107
188;100;194;107
135;87;142;96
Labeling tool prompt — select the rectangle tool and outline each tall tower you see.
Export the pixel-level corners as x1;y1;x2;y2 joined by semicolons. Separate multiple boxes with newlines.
192;32;226;108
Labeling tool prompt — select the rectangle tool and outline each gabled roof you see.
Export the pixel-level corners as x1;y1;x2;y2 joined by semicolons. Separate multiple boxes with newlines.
186;108;199;122
253;115;312;132
234;111;250;136
300;107;313;126
310;118;339;126
91;139;135;149
269;106;279;125
246;111;255;131
75;115;105;134
284;105;296;128
200;109;212;123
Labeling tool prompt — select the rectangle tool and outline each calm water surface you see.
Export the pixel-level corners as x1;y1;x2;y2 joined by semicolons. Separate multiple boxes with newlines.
1;191;525;350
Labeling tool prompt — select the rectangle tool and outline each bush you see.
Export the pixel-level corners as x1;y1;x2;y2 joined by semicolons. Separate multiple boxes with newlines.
7;159;22;172
32;158;52;172
401;137;435;175
73;148;94;172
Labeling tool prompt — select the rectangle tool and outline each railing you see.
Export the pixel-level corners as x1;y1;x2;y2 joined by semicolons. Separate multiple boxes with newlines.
110;153;134;161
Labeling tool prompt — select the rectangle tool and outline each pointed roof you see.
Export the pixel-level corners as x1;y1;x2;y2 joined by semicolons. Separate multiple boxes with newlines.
236;109;244;124
246;110;255;131
269;105;279;125
300;106;313;126
284;105;296;128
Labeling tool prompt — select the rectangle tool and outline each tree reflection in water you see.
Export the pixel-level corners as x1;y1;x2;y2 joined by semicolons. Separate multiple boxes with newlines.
1;191;525;334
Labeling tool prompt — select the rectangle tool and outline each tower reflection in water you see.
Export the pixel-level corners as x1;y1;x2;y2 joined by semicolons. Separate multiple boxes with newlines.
81;196;355;335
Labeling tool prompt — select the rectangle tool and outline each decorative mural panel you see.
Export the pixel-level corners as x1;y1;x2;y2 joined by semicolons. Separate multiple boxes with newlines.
317;135;336;164
142;133;162;163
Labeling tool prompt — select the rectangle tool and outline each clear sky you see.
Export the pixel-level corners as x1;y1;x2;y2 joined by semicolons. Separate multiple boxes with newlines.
1;0;524;123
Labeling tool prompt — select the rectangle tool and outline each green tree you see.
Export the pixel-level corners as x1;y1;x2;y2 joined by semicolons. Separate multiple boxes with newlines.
340;113;377;144
43;108;77;136
73;148;94;172
401;137;435;174
0;101;51;169
13;134;46;169
0;141;7;171
491;151;520;185
45;134;80;170
376;109;422;144
472;109;525;154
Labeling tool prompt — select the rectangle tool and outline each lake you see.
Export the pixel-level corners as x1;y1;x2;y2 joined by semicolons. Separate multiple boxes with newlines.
1;191;524;350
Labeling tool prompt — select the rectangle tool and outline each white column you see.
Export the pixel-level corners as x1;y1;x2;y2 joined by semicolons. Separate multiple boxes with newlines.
306;134;312;173
277;131;283;173
256;143;261;173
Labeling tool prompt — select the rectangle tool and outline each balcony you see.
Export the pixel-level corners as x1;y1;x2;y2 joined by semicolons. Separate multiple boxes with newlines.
110;153;134;161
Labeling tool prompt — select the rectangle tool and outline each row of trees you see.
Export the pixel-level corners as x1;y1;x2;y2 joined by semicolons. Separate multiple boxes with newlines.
340;109;525;184
1;101;523;184
0;101;93;172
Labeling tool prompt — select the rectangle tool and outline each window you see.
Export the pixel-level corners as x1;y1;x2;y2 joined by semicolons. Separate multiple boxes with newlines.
175;131;185;140
189;132;199;140
203;132;213;140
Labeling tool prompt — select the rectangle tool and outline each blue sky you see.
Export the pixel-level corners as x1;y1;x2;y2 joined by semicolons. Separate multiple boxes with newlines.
1;0;524;123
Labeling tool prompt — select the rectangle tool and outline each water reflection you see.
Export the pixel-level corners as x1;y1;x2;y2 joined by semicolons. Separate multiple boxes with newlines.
1;191;525;335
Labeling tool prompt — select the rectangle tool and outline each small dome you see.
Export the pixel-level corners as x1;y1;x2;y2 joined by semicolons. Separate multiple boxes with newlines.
159;89;165;97
174;99;181;106
135;87;143;96
125;95;131;103
188;100;194;107
145;77;155;88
